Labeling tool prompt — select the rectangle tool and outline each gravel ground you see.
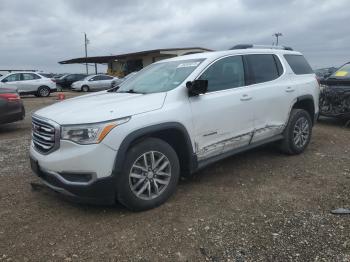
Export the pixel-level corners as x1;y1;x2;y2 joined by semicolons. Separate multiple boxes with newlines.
0;93;349;261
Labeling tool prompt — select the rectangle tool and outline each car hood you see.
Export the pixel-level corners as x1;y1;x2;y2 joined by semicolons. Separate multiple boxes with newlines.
34;91;167;125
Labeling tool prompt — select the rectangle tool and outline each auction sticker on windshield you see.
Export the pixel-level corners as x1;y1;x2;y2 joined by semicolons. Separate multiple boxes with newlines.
177;62;201;68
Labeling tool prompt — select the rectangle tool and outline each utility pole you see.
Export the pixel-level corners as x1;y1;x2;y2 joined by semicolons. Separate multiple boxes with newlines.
273;32;283;46
84;33;89;74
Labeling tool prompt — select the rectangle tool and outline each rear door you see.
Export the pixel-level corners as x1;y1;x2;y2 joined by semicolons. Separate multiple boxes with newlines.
244;54;295;143
20;73;41;92
189;55;254;161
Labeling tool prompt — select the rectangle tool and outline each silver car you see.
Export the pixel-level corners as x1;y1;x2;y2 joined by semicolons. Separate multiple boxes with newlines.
71;74;118;92
0;72;57;97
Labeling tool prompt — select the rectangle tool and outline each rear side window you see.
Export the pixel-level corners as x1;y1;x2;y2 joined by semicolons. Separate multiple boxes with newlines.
284;55;313;75
22;73;40;80
245;54;281;84
100;75;113;80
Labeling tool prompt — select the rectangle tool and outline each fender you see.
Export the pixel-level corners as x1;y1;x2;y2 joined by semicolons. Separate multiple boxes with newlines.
297;94;314;103
112;122;197;177
286;94;317;125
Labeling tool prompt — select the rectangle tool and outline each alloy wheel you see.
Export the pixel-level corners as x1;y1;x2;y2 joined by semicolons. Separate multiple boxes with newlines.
40;88;49;97
293;117;310;148
129;151;171;200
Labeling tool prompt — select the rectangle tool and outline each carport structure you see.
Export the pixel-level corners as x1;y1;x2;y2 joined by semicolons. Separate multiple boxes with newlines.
59;47;212;77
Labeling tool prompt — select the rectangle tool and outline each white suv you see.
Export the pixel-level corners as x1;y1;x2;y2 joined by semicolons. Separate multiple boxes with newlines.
0;72;57;97
30;47;319;211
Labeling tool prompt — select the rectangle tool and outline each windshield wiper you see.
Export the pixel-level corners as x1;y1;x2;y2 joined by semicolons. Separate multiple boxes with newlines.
107;86;120;92
118;89;145;94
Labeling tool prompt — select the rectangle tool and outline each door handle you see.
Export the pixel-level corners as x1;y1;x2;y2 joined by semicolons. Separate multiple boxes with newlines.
285;86;295;93
240;94;252;101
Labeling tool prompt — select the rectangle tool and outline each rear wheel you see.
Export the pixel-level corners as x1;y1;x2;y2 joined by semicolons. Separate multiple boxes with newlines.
81;85;89;92
116;138;180;211
37;86;50;97
280;109;312;155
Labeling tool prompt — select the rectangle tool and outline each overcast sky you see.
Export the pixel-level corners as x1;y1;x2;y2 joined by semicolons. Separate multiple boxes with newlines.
0;0;349;73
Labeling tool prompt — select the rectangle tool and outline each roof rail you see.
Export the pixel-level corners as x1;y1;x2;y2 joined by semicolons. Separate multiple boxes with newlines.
230;44;293;51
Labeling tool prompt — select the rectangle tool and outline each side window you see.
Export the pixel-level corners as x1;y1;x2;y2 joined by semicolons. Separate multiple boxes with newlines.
199;56;245;92
245;54;280;84
22;73;40;80
66;75;75;81
4;74;21;82
284;54;313;75
102;75;113;80
91;76;102;81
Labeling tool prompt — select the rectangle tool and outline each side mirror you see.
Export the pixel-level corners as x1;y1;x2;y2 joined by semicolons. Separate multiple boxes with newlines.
186;80;208;96
2;79;8;83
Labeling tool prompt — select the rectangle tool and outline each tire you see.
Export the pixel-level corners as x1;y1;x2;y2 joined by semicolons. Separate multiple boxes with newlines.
116;137;180;211
37;86;50;97
280;109;312;155
81;85;89;92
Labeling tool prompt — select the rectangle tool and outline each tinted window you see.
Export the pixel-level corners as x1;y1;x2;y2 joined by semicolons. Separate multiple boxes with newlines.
92;75;104;81
4;74;21;82
22;73;40;80
245;54;280;84
284;55;313;75
100;75;113;80
66;75;76;81
199;56;245;92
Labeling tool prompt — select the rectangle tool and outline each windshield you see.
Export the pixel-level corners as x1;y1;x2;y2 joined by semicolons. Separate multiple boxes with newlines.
117;58;205;94
331;63;350;78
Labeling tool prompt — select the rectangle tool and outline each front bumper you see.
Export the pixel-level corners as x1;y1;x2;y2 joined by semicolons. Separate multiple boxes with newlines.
29;140;118;204
71;85;81;91
30;156;116;204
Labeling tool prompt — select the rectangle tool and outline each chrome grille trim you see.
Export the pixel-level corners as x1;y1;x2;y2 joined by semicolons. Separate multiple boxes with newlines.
32;115;60;154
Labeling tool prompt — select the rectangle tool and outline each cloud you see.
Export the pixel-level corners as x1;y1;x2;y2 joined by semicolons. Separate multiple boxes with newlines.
0;0;349;73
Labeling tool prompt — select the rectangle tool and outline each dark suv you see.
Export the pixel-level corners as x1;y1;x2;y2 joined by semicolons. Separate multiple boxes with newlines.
55;74;87;89
320;62;350;119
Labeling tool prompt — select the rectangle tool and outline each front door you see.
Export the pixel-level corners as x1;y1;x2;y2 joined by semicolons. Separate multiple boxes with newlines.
189;55;254;161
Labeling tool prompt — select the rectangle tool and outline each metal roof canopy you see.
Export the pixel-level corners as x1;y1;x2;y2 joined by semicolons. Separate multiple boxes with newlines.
58;47;212;64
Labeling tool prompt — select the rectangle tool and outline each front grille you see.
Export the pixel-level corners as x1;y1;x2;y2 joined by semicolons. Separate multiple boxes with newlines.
32;116;60;154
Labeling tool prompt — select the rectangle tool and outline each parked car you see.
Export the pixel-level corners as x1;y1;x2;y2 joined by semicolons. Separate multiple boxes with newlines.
71;74;118;92
111;72;138;89
30;46;319;211
55;74;87;89
0;88;25;124
319;62;350;119
0;72;57;97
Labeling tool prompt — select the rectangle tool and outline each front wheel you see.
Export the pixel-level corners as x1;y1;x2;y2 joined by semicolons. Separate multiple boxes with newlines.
116;138;180;211
81;85;89;92
280;109;312;155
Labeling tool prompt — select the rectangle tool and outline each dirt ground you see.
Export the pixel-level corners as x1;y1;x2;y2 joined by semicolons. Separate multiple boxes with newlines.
0;92;349;261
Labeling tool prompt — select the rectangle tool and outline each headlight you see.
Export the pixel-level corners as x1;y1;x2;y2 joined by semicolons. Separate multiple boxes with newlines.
61;117;130;144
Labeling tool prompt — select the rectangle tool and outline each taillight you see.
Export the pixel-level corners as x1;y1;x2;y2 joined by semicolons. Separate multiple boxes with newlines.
0;93;21;102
